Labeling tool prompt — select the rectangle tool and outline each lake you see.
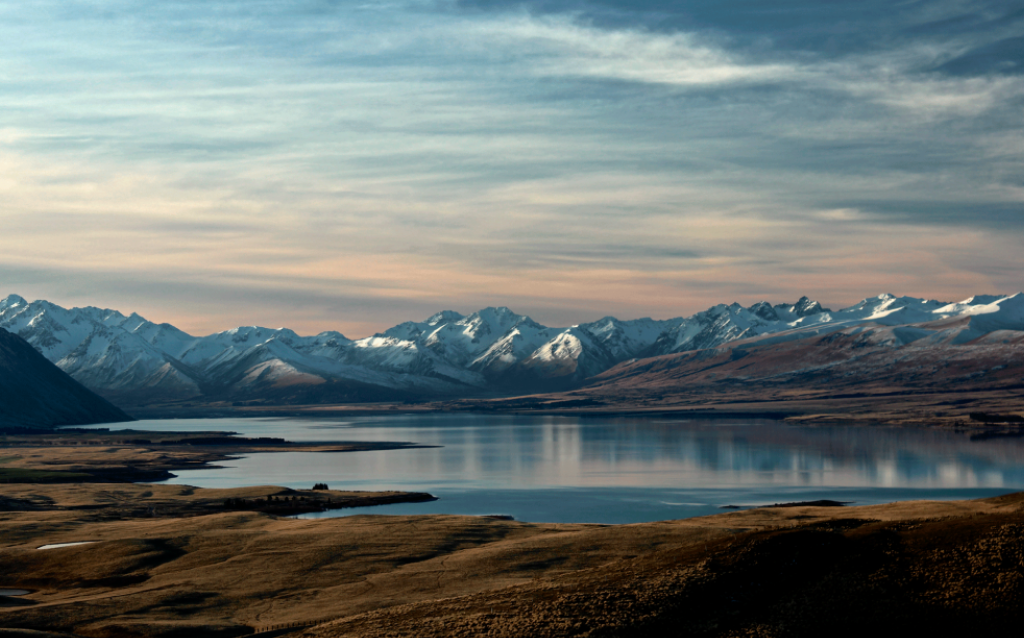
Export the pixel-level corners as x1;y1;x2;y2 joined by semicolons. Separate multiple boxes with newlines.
90;414;1024;524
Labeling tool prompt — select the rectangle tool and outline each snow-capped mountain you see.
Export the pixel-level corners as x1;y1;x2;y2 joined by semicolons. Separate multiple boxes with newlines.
642;297;825;355
2;292;1023;406
584;293;1024;407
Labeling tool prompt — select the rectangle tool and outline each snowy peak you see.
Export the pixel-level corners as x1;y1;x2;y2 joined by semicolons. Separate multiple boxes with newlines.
520;325;617;380
849;293;945;316
937;293;1018;317
960;294;1005;306
0;294;27;310
382;321;433;341
748;301;780;322
459;306;538;334
219;325;299;342
649;300;794;354
955;293;1024;330
578;316;667;360
793;296;826;316
304;330;351;348
411;306;546;366
425;310;464;325
772;296;829;321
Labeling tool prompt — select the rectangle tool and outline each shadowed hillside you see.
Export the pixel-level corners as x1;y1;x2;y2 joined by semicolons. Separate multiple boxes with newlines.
0;328;133;429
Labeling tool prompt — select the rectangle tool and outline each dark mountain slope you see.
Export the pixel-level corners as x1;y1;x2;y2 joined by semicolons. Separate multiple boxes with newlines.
0;328;133;429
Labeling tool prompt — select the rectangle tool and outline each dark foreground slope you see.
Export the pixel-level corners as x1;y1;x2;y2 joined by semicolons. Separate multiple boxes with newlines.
307;501;1024;638
0;491;1021;637
0;328;132;428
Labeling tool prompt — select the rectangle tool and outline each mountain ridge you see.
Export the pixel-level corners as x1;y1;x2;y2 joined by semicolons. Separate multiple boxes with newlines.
2;292;1022;408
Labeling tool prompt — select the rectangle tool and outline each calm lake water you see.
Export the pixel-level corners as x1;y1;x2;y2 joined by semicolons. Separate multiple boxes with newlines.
89;414;1024;524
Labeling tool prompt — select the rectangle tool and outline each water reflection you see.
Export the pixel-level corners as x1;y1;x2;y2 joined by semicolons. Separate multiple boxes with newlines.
97;415;1024;523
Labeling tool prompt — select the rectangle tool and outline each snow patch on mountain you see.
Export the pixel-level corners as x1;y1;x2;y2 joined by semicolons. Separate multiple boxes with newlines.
3;292;1024;405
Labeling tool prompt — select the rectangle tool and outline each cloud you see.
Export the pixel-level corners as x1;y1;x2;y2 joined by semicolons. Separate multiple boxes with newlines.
456;10;1024;122
0;0;1022;332
464;14;798;86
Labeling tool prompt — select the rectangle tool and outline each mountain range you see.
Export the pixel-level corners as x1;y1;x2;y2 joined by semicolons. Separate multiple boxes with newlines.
2;292;1023;408
576;293;1024;407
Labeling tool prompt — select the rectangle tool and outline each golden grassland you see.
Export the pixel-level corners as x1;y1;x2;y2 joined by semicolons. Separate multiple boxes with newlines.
0;483;1022;637
1;430;1023;637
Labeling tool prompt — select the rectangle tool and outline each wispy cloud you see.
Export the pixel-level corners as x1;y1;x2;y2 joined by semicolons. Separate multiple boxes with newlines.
0;0;1021;333
465;14;798;86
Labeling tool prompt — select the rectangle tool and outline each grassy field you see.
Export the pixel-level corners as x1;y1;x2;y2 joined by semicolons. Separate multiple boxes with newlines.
2;426;1022;637
0;484;1022;637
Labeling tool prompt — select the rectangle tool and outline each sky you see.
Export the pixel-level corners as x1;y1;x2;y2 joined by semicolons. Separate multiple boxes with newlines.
1;0;1022;337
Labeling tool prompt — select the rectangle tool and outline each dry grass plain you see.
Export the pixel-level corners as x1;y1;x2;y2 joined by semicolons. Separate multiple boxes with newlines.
1;484;1023;638
2;428;1023;637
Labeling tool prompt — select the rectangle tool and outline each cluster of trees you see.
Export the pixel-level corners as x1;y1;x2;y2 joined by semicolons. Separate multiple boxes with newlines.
312;483;330;490
222;494;319;509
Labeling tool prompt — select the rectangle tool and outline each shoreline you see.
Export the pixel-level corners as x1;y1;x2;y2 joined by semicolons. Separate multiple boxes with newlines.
112;399;1024;434
0;427;437;485
117;387;1024;431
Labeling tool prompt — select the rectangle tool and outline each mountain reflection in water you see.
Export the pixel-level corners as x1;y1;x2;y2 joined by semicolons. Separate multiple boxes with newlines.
103;415;1024;524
